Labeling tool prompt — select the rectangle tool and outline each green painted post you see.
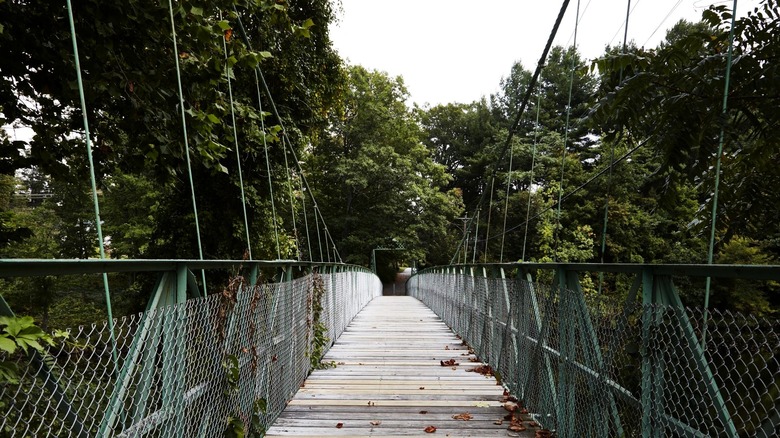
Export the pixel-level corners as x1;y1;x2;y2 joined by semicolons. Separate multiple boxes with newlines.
100;272;174;436
563;269;623;437
640;267;656;438
555;267;574;437
657;278;737;437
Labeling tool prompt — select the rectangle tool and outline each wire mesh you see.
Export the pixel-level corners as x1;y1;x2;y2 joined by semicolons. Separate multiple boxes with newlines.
408;270;780;438
1;269;381;437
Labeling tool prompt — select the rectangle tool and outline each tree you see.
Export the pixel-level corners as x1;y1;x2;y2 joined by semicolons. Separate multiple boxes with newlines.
0;0;343;263
591;1;780;257
308;65;462;267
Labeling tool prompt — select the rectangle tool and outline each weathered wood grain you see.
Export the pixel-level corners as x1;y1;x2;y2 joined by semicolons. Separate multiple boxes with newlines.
265;296;535;437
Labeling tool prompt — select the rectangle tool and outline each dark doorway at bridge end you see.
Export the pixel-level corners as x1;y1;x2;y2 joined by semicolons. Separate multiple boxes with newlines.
382;267;411;296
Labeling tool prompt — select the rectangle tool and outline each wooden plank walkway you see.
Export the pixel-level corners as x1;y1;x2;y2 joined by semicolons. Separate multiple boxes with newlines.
266;296;535;437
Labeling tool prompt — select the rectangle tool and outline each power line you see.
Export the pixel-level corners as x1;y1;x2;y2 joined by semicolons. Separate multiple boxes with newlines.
643;0;684;46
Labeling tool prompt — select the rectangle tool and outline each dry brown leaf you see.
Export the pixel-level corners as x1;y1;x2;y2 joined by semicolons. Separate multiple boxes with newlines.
452;413;473;421
424;425;437;433
494;419;503;425
419;387;425;390
440;359;459;366
503;401;519;412
419;410;428;414
335;423;343;429
370;420;381;426
508;424;527;432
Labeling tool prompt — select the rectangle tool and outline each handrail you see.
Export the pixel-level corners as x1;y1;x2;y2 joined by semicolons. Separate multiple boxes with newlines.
0;259;371;278
414;262;780;281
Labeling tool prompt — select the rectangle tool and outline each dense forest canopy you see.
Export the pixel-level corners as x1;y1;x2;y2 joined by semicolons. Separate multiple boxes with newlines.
0;0;779;325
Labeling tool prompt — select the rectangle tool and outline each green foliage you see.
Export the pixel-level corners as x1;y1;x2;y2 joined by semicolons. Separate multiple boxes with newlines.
307;273;334;370
0;0;343;267
711;236;778;316
0;315;55;384
591;0;780;251
309;65;462;267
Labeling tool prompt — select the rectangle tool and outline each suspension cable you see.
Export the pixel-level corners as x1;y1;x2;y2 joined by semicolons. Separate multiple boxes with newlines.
482;177;495;262
554;0;581;262
254;68;281;259
313;205;324;262
65;0;118;366
299;174;313;261
521;78;544;262
167;0;207;286
233;7;336;261
450;0;572;264
703;0;738;346
221;11;253;260
281;137;301;260
499;121;517;262
482;138;648;245
597;0;631;294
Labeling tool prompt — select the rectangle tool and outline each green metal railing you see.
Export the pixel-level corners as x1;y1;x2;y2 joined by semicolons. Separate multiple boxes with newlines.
408;263;780;438
0;259;382;437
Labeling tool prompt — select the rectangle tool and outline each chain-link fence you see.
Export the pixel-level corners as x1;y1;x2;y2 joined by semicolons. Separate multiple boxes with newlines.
1;269;381;437
408;269;780;437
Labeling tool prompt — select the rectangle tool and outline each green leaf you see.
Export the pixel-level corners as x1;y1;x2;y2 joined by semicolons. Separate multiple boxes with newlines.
16;338;43;353
190;6;203;16
207;114;220;124
258;51;273;59
0;23;4;34
0;362;19;384
217;20;231;31
0;337;16;354
301;18;314;29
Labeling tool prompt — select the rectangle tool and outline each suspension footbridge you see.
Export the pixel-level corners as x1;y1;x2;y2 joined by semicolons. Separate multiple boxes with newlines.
2;0;779;436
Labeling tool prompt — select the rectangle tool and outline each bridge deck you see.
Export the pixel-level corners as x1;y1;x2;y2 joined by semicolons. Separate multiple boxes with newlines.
266;296;534;437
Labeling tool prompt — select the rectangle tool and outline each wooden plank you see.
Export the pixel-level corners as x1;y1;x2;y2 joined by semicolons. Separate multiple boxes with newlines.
265;296;535;437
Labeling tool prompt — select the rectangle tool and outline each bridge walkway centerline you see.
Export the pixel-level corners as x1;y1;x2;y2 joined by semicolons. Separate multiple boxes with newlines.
266;296;536;437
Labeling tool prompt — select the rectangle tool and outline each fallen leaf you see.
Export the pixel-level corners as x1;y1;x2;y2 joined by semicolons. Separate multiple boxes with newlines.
424;425;437;433
467;365;494;376
452;413;473;421
508;424;527;432
370;420;381;426
503;401;519;412
528;421;539;427
494;419;503;425
535;430;552;438
445;345;450;350
335;423;343;429
440;359;459;366
419;387;425;390
474;402;491;408
419;410;428;414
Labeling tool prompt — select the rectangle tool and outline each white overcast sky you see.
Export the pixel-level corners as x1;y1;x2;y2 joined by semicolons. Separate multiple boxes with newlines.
330;0;757;107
